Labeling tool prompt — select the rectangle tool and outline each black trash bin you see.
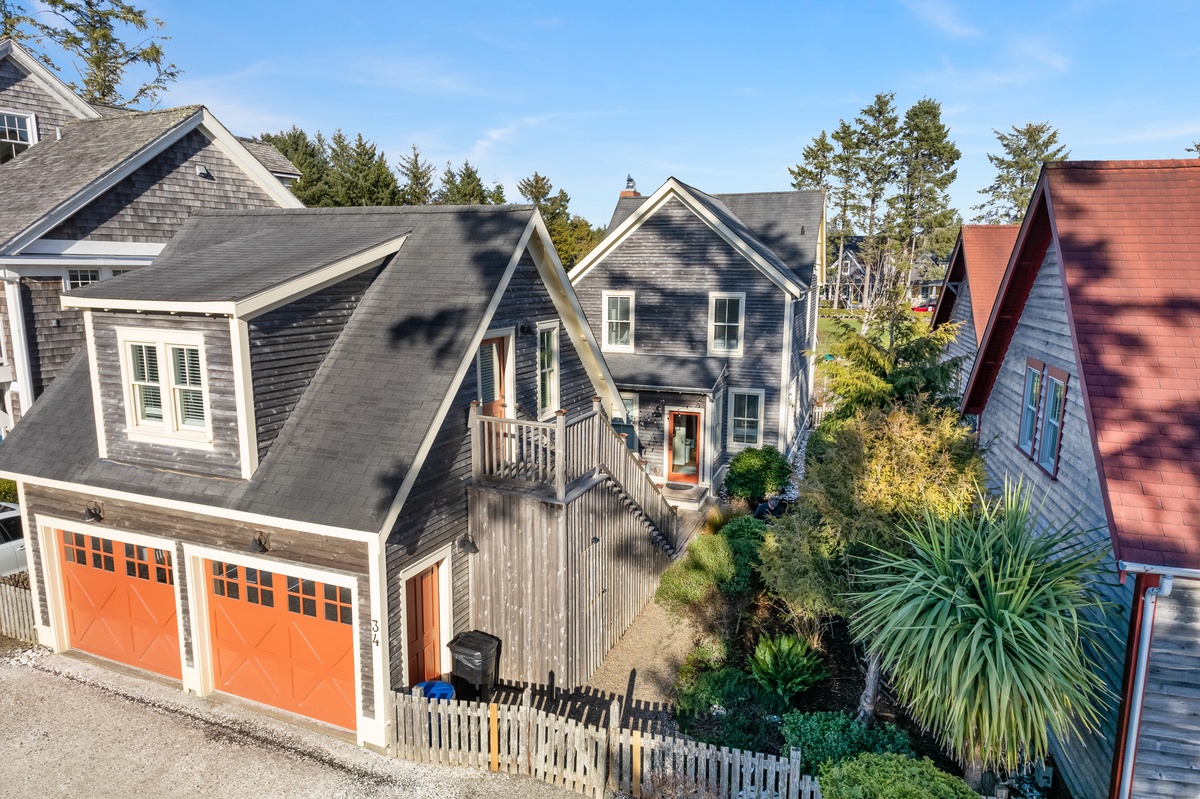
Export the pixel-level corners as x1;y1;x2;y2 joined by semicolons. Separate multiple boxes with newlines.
447;631;501;702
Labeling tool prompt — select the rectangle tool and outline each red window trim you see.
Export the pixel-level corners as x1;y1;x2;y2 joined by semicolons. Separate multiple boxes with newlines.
1016;358;1071;479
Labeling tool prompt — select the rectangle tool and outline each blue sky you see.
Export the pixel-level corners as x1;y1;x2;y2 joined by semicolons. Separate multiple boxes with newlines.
61;1;1200;224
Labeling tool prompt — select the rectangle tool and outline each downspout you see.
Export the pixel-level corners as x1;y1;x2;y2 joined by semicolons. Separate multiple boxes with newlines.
1116;573;1173;799
1;271;34;417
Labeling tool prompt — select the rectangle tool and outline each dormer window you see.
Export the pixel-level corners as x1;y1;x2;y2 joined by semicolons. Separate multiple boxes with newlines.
0;112;33;164
117;328;211;445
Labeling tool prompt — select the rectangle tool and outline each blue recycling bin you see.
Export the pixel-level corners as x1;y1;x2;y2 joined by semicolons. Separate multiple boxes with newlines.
414;679;455;701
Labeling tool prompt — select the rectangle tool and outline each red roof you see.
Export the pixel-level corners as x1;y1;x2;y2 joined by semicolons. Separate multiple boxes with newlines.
966;159;1200;571
931;225;1019;345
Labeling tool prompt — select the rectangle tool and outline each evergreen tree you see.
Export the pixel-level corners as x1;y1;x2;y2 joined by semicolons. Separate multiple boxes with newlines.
326;130;399;207
37;0;179;107
853;93;901;317
973;122;1069;223
437;160;505;205
517;171;602;269
827;121;863;310
260;126;331;207
789;130;834;193
889;98;960;268
396;144;436;206
1188;142;1200;156
1;1;37;46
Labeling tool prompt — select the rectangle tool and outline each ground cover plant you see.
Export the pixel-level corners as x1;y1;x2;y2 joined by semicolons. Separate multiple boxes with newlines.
820;753;977;799
780;711;911;774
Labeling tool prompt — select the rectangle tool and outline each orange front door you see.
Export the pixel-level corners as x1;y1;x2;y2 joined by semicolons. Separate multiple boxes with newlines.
406;563;441;684
58;530;181;679
206;560;356;730
667;412;702;484
477;338;507;417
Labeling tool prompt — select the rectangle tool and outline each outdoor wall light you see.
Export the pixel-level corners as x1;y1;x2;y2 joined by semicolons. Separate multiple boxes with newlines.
81;500;104;523
246;531;271;553
458;533;480;555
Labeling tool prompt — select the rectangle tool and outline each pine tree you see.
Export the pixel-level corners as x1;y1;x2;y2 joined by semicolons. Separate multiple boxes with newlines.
853;93;901;317
260;126;332;207
889;98;960;267
827;121;863;310
789;130;834;192
396;144;436;206
517;172;601;268
1;1;36;44
326;130;399;207
1187;142;1200;157
437;160;505;205
37;0;179;107
973;122;1069;223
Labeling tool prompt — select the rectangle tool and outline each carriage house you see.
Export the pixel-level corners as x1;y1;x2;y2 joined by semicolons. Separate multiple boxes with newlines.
570;178;824;506
962;159;1200;799
0;204;681;747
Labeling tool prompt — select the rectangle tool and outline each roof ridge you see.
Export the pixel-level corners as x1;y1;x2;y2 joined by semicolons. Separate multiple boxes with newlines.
65;104;203;127
715;189;825;198
1047;158;1200;170
189;204;536;218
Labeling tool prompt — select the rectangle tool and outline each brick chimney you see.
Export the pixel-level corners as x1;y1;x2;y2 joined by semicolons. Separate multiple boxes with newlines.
619;174;640;198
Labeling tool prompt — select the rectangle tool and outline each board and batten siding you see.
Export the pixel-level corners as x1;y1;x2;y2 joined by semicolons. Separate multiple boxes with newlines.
573;197;787;456
1133;577;1200;798
942;280;978;399
46;128;280;243
0;56;78;140
978;246;1132;799
249;268;380;460
89;311;243;478
384;249;597;690
20;481;376;715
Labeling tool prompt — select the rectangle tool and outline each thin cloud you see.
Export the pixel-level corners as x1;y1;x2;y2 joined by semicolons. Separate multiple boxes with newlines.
899;0;978;38
1089;121;1200;146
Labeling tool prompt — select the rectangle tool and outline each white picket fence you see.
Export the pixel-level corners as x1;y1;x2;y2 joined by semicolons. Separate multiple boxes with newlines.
0;582;35;643
394;689;821;799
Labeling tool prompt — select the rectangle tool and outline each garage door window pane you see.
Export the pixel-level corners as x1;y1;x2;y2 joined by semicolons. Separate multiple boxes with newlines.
154;549;173;585
90;537;114;572
287;576;317;617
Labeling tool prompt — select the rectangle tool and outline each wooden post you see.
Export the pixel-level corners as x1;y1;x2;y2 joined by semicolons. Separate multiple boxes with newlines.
555;409;567;500
591;396;603;462
489;702;499;772
607;698;621;793
469;401;481;480
789;748;802;799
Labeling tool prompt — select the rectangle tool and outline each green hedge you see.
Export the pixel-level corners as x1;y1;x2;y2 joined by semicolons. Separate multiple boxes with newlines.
724;446;792;505
819;753;976;799
780;711;911;772
0;479;17;504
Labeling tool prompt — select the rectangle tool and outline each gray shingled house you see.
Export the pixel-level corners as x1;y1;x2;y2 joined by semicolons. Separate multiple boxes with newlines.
961;160;1200;799
569;177;824;506
0;203;682;746
0;38;302;433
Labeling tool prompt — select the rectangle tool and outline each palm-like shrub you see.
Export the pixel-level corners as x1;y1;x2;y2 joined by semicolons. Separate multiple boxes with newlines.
849;483;1112;788
749;634;827;703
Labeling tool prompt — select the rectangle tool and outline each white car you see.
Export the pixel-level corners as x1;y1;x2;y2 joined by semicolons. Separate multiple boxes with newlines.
0;502;26;578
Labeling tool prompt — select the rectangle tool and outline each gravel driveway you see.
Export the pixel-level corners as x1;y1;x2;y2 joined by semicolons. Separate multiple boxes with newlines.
0;637;573;799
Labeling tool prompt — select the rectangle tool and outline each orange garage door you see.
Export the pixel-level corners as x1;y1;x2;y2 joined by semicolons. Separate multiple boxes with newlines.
206;560;356;729
59;530;181;679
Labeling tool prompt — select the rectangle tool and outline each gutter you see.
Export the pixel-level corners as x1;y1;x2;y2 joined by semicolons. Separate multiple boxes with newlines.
1114;561;1181;799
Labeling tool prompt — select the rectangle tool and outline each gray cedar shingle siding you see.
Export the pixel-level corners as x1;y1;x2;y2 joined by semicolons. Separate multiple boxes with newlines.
91;311;243;478
249;268;380;460
632;391;709;481
384;249;596;689
46;128;278;242
1132;578;1200;797
574;196;785;454
979;246;1131;799
0;56;77;140
21;276;81;396
944;280;977;397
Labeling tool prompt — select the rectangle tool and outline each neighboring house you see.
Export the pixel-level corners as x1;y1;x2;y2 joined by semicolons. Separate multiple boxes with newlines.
0;38;302;433
930;224;1019;396
961;159;1200;799
570;177;824;506
0;204;679;747
823;240;867;307
907;265;942;309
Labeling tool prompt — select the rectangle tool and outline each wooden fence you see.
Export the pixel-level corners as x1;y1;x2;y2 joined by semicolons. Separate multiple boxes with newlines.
0;582;35;643
394;690;821;799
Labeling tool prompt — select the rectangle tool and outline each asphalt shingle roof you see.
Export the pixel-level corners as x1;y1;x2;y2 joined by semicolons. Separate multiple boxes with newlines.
67;208;416;303
605;183;823;286
238;138;302;179
0;205;538;533
603;353;728;393
931;225;1019;345
0;106;202;252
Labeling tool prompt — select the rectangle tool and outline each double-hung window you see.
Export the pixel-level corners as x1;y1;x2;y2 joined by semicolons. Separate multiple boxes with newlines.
119;329;210;442
0;112;33;164
537;322;560;420
709;293;745;355
728;390;764;449
1016;357;1069;477
603;291;634;352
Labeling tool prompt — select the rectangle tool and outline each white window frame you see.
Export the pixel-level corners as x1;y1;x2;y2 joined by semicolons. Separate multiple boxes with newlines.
1018;359;1044;457
727;389;765;450
620;392;638;424
707;292;746;357
536;321;560;421
601;290;635;353
62;266;137;291
0;108;36;163
115;328;213;448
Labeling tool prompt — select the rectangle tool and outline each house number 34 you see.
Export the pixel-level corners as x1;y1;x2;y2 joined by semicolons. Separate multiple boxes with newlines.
372;619;380;646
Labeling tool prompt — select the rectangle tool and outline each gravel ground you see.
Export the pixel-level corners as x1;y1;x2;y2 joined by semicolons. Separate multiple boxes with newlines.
585;601;696;707
0;638;573;799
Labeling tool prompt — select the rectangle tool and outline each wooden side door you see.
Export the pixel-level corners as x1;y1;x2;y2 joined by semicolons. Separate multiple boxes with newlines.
406;563;441;684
